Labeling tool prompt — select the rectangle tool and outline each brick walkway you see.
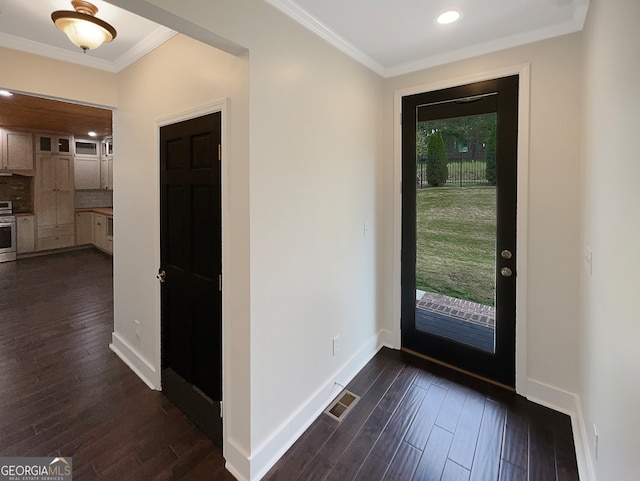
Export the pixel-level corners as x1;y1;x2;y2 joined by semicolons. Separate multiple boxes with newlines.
416;291;495;328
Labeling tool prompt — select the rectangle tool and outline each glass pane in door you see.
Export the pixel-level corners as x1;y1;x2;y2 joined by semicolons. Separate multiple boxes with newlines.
414;113;497;353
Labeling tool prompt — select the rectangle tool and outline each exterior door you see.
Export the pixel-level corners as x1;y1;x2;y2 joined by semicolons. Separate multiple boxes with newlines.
160;112;222;445
401;76;518;387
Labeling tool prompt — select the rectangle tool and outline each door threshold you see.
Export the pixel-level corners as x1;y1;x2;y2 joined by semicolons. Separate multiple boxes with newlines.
401;348;515;393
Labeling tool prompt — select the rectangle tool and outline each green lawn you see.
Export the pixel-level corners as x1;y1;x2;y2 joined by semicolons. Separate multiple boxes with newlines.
416;186;496;306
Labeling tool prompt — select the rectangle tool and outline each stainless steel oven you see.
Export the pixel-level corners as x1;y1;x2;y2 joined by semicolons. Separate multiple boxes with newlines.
0;200;17;263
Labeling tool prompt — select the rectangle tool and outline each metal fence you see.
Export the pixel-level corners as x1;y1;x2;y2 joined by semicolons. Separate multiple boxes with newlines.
417;154;489;188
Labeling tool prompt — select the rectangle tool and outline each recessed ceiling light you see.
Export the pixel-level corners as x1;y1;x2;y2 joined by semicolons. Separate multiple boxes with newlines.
88;131;97;137
0;90;13;97
437;10;461;25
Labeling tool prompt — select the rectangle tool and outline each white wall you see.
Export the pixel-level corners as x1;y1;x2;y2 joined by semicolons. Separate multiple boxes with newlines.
0;46;117;107
107;1;385;479
580;0;640;479
110;32;252;474
383;34;583;399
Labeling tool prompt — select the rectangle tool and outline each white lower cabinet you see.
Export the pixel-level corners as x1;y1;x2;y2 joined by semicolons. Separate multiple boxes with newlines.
16;215;36;253
92;213;113;255
75;212;94;245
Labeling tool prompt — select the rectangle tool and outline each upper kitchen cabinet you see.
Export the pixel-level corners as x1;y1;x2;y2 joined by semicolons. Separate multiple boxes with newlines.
74;138;100;190
36;134;72;155
75;139;99;156
100;137;113;190
0;128;34;172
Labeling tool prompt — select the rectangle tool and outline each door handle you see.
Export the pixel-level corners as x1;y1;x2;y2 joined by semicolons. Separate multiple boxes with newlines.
157;269;166;283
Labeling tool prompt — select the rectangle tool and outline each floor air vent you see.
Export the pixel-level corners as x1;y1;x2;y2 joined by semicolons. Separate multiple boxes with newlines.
324;390;360;422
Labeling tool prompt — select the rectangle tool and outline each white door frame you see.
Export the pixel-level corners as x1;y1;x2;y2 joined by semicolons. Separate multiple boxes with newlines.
155;97;231;443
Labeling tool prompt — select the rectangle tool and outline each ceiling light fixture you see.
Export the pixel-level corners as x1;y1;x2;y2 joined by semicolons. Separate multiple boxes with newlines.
0;90;13;97
88;131;97;137
436;10;461;25
51;1;117;52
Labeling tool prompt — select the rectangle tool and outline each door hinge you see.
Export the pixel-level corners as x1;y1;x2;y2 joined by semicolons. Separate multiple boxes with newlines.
220;401;223;418
218;274;222;291
218;144;222;161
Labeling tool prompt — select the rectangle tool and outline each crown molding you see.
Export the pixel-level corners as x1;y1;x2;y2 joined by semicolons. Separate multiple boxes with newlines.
264;0;386;76
266;0;590;79
0;26;176;73
111;26;177;72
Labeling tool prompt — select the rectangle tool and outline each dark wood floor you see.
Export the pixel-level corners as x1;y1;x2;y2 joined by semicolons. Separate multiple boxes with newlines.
264;349;579;481
0;249;233;481
1;249;580;481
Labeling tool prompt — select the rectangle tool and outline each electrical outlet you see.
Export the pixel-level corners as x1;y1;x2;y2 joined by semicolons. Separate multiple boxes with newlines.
134;320;141;345
593;424;599;460
332;335;341;356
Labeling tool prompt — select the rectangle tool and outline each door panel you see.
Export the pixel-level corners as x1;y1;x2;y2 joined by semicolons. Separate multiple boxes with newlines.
160;112;222;444
401;76;518;387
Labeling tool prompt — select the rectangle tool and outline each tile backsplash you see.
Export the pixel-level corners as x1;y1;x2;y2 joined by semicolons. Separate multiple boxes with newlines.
0;175;33;213
75;189;113;208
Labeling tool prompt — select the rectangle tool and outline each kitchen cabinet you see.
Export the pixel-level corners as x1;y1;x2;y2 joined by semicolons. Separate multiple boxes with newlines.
1;129;34;171
36;134;72;155
36;154;75;251
75;156;101;189
93;213;113;254
75;212;94;245
100;157;113;190
16;214;35;253
100;137;113;190
75;139;99;156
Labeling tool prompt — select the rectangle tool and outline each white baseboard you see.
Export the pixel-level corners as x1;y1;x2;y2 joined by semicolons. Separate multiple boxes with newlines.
224;437;251;481
240;330;388;481
572;399;597;481
109;331;160;390
526;379;595;481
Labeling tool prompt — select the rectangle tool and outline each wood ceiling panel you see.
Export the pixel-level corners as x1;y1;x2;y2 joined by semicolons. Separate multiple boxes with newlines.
0;92;112;138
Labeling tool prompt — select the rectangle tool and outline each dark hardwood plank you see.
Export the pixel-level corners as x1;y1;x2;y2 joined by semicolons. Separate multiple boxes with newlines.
447;391;486;469
370;384;427;463
499;460;527;481
353;453;388;481
404;384;448;449
435;384;468;433
0;250;231;481
264;417;336;481
469;399;506;481
324;365;417;481
318;356;405;466
382;442;421;481
529;424;557;481
411;425;453;481
502;423;528;469
441;460;471;481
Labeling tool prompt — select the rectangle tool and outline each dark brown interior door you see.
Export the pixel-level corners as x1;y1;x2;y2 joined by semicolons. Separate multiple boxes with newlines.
160;112;222;446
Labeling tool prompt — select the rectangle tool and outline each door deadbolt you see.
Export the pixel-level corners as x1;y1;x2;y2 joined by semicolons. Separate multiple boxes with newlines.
500;267;513;277
501;249;512;259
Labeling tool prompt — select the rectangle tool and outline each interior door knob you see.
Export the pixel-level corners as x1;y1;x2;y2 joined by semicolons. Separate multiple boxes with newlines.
500;267;513;277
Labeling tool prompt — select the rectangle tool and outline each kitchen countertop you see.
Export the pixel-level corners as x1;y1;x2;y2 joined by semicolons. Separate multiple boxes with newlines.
76;207;113;216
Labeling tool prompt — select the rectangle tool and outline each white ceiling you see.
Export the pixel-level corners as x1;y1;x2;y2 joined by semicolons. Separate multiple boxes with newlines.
267;0;590;77
0;0;175;73
0;0;589;77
